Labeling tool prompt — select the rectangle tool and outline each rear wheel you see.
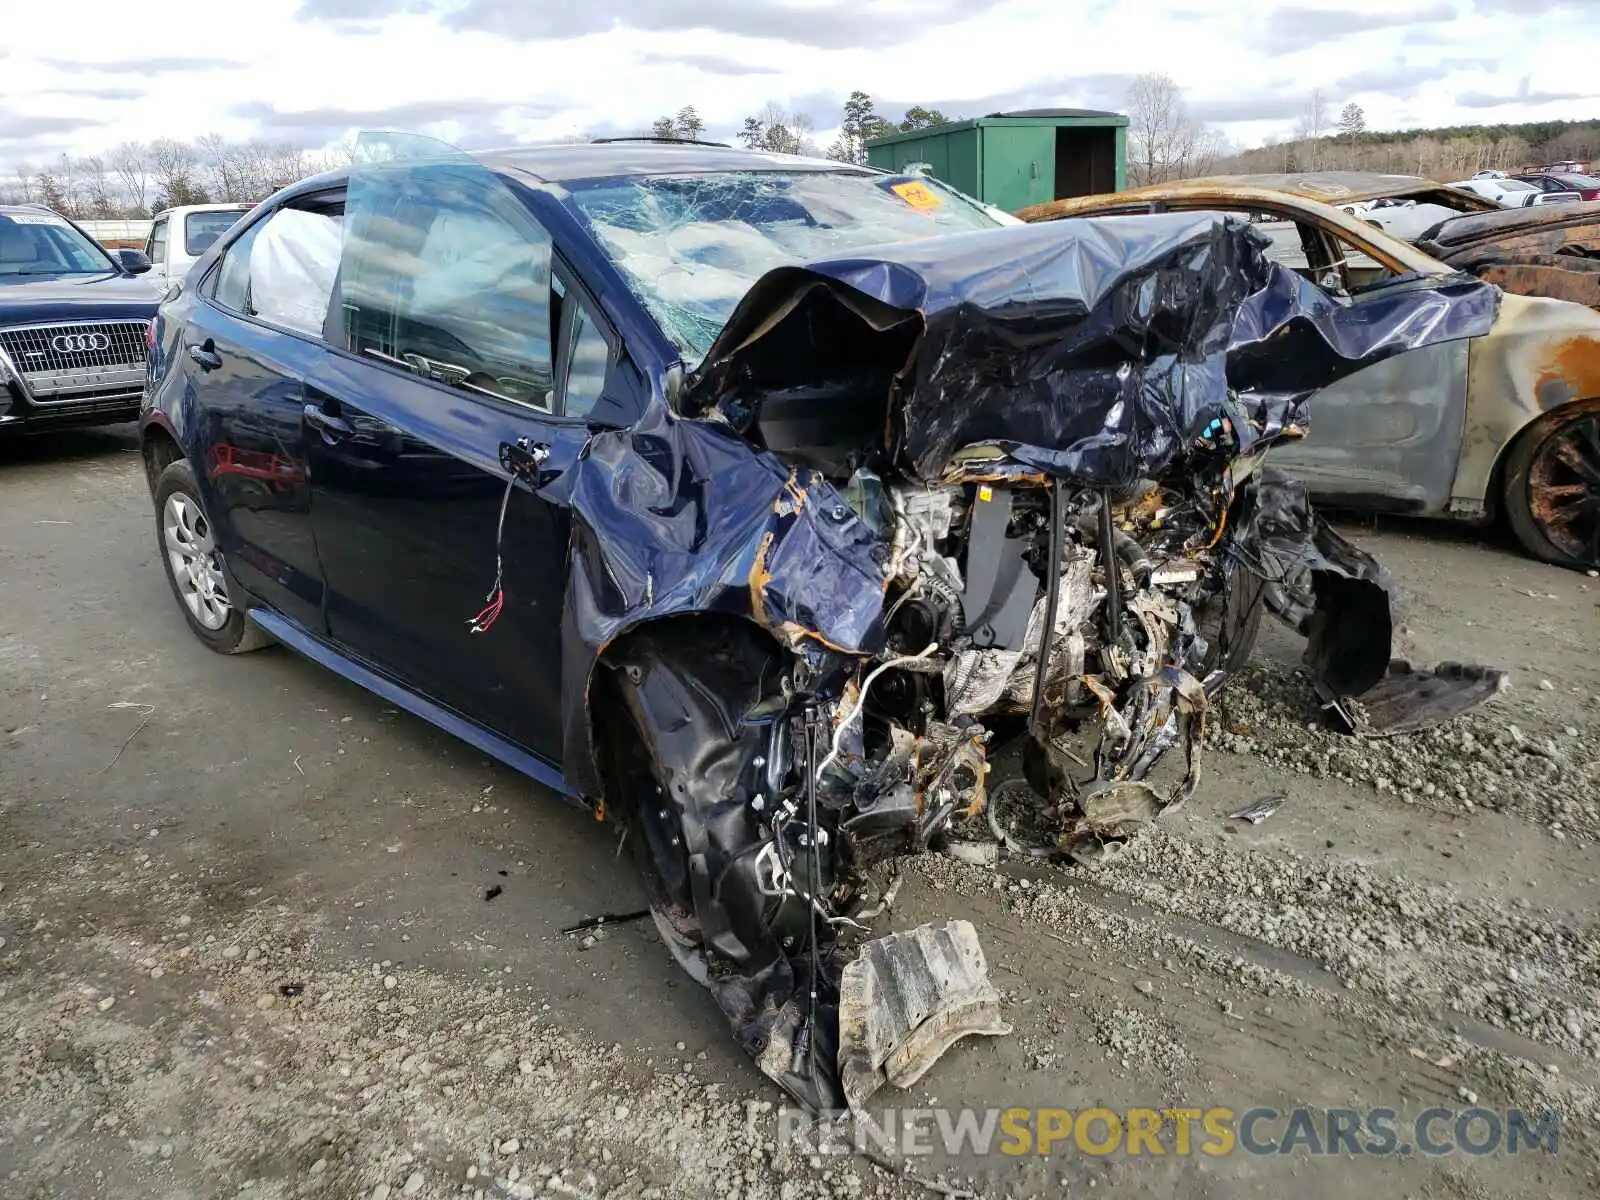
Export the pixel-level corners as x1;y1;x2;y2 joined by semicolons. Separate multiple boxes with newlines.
1502;404;1600;570
154;459;273;654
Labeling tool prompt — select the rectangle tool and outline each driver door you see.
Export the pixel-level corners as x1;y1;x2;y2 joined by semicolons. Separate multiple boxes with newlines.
304;145;635;767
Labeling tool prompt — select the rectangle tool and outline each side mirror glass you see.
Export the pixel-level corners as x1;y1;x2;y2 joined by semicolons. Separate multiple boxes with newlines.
116;248;153;275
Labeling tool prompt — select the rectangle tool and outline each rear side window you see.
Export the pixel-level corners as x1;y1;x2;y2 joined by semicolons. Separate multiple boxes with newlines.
206;207;343;338
148;218;168;266
186;210;244;257
211;220;263;314
338;163;555;410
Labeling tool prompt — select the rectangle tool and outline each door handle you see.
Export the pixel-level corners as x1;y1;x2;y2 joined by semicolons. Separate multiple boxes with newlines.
499;437;551;481
303;402;354;441
186;340;222;371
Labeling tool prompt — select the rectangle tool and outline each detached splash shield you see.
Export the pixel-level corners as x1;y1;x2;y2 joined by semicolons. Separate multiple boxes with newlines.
1237;474;1509;728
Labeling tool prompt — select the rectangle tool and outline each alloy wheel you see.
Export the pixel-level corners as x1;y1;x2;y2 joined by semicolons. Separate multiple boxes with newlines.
162;492;232;630
1528;412;1600;567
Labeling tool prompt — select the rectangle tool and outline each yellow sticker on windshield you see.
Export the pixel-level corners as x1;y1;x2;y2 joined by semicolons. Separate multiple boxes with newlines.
890;181;943;210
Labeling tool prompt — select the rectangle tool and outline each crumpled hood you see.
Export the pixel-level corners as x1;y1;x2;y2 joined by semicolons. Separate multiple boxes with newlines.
684;212;1499;486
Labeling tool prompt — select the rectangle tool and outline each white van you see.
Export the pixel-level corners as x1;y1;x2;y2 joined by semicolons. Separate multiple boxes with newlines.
144;203;252;286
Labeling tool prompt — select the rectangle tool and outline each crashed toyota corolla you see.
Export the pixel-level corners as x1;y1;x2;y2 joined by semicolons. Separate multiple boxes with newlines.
140;138;1504;1116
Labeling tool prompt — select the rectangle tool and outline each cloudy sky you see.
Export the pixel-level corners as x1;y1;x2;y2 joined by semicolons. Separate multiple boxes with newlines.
2;0;1595;166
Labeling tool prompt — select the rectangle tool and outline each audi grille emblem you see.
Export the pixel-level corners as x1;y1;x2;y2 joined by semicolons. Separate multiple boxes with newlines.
51;332;111;354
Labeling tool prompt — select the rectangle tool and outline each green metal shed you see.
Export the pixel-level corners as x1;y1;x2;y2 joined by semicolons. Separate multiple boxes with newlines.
865;108;1127;213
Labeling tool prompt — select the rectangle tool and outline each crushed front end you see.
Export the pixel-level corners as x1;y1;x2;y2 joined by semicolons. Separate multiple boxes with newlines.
584;212;1506;1113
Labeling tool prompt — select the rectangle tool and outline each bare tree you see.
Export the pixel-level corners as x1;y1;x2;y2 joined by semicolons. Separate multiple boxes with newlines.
81;156;117;217
110;141;150;215
12;162;38;204
148;138;206;209
1294;88;1330;169
749;102;817;156
46;154;85;217
1124;73;1213;184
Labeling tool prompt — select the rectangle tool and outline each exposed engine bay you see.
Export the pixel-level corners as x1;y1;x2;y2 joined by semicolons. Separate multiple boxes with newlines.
583;212;1509;1115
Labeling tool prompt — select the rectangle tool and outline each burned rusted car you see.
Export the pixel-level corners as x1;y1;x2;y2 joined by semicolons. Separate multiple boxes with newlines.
1415;200;1600;312
1021;175;1600;570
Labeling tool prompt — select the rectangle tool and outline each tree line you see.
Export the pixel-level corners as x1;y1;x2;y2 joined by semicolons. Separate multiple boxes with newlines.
1125;72;1599;185
1;95;953;219
1;137;353;218
6;86;1590;221
644;93;955;163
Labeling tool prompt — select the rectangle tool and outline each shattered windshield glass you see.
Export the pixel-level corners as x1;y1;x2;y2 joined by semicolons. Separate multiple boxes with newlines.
567;171;1002;362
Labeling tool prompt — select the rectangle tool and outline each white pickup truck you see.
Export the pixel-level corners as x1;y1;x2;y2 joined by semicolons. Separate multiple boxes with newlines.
144;203;252;286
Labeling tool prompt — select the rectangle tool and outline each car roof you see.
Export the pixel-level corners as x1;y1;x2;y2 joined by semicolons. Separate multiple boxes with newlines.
1418;198;1600;248
1016;179;1460;278
478;141;870;183
155;203;254;217
1064;171;1497;207
270;142;878;207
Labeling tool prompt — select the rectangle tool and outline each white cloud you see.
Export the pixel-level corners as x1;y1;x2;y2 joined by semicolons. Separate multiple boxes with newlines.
0;0;1594;167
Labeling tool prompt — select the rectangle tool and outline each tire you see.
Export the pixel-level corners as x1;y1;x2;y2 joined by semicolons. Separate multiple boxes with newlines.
1501;403;1600;570
153;459;273;654
1195;560;1267;679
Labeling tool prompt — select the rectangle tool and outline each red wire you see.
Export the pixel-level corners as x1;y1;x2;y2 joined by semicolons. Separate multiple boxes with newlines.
468;589;504;634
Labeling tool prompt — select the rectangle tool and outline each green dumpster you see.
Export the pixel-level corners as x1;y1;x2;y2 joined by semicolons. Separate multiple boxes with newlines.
866;108;1127;213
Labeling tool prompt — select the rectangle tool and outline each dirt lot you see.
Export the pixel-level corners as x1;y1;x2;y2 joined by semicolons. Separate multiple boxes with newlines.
2;425;1598;1200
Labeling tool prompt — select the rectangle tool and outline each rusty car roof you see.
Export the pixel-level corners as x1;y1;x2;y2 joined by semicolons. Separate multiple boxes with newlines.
1016;177;1464;278
1030;171;1502;209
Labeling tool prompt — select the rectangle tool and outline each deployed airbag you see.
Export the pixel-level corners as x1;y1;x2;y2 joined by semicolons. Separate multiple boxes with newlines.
249;208;342;337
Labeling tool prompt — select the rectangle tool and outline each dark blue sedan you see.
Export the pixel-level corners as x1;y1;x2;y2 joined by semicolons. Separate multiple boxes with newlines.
139;135;1498;1111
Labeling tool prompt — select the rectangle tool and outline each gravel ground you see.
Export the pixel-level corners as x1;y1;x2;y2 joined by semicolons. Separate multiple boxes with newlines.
3;427;1598;1198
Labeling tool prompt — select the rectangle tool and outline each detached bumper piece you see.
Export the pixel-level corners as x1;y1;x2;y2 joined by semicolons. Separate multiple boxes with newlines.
838;920;1011;1113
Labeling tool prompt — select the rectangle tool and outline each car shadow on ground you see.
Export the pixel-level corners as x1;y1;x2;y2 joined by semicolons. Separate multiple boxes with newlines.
0;422;141;467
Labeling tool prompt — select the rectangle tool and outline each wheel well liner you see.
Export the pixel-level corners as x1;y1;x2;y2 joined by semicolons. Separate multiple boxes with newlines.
582;612;789;817
140;424;184;495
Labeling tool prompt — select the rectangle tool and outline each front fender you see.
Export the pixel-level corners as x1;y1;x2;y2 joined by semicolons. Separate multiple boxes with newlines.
551;403;888;798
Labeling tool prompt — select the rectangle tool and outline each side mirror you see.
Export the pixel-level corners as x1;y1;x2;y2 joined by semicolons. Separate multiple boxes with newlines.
116;248;153;275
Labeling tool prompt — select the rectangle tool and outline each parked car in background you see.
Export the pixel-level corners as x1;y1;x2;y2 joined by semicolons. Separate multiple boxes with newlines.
0;204;161;433
1449;176;1576;208
1019;174;1600;570
145;203;253;287
1513;172;1600;202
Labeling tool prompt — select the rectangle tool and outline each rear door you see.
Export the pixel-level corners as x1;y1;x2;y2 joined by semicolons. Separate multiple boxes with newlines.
1260;218;1473;513
176;197;343;631
303;148;634;763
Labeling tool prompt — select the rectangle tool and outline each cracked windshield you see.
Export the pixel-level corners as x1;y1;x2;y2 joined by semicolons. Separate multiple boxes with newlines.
570;171;1003;360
